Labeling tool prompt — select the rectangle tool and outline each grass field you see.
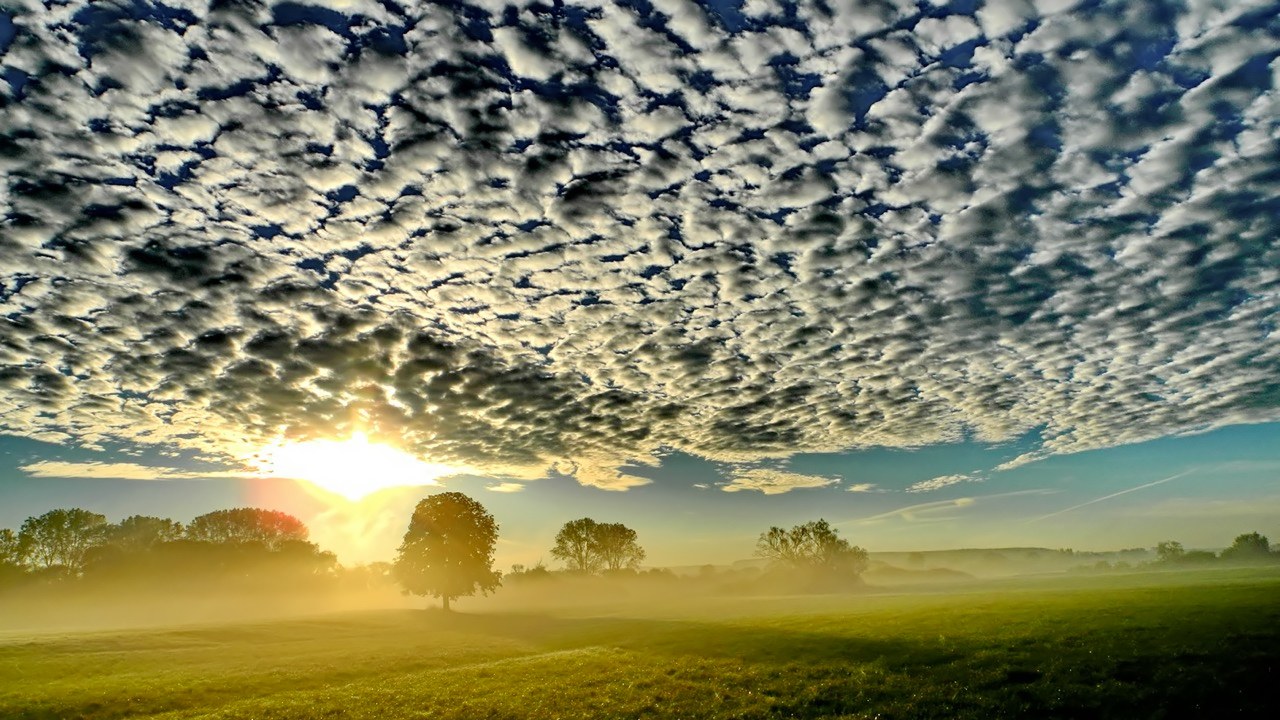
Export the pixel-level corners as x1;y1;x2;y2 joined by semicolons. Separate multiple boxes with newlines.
1;568;1277;719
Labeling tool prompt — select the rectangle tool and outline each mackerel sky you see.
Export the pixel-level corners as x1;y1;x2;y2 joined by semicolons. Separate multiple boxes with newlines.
2;0;1279;564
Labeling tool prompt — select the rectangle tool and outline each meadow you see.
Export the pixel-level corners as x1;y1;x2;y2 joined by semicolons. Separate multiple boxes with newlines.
1;567;1276;719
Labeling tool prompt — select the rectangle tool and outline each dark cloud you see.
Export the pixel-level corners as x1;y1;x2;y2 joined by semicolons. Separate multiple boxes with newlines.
2;0;1279;489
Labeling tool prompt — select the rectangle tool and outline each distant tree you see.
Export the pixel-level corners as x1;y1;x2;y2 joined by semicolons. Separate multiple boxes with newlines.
1155;540;1185;563
550;518;601;573
755;519;869;576
394;492;500;611
549;519;646;573
1220;532;1271;560
594;523;646;571
186;508;308;549
506;560;552;583
106;515;184;553
18;509;108;573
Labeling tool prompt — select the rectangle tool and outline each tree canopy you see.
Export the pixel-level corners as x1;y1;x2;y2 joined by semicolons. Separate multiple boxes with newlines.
19;508;108;574
0;528;25;568
550;518;600;573
186;508;309;549
105;515;184;553
550;518;646;573
1;507;332;588
1221;532;1271;559
394;492;501;610
755;519;869;576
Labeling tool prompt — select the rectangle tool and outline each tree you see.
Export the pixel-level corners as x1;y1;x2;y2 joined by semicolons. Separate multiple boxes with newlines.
594;523;646;571
0;528;27;567
394;492;500;610
1155;540;1185;563
105;515;183;553
1221;532;1271;560
19;508;108;573
755;519;869;576
186;508;308;549
550;519;647;573
550;518;601;573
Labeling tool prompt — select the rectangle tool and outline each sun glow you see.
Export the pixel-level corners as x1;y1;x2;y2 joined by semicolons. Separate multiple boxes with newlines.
252;433;462;500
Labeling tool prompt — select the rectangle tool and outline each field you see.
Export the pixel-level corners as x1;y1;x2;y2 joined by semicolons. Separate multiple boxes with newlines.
1;568;1277;719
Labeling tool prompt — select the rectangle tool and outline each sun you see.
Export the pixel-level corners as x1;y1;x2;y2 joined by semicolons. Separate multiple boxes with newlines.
251;432;463;500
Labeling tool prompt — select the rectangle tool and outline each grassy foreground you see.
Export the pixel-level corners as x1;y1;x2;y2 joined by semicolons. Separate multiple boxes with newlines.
1;569;1277;719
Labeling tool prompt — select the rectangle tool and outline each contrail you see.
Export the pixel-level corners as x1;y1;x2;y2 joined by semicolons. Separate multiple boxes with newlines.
1025;468;1199;523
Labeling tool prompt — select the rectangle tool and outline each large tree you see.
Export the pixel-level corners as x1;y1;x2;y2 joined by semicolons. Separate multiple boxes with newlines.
550;518;602;573
18;508;109;573
755;519;868;576
185;508;308;549
394;492;500;611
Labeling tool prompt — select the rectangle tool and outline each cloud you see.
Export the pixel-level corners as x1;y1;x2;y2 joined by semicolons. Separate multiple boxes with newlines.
19;461;244;481
2;1;1279;493
485;482;526;493
858;497;978;524
721;468;840;495
845;483;880;493
906;474;980;493
856;488;1054;524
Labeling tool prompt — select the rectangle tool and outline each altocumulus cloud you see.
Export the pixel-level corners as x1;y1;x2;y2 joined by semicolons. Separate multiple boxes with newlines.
2;0;1280;492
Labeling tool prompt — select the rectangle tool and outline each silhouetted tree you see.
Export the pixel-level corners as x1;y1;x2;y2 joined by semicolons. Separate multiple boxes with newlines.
755;519;869;576
1221;532;1271;560
18;508;108;574
550;518;602;573
550;519;646;573
594;522;646;571
0;528;25;567
394;493;500;611
186;508;308;549
1155;540;1185;563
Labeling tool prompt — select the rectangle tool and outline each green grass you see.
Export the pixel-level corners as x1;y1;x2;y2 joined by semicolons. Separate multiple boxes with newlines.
2;568;1277;719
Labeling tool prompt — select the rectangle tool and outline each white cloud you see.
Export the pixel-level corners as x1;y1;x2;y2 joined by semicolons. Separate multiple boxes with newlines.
485;482;527;493
721;468;840;495
906;474;980;493
2;0;1279;496
858;497;978;524
19;461;244;481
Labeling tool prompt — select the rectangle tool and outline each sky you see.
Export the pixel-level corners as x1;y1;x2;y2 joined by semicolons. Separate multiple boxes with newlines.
1;0;1279;568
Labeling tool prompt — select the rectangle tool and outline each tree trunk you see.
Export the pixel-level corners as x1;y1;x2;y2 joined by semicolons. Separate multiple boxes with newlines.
442;595;450;611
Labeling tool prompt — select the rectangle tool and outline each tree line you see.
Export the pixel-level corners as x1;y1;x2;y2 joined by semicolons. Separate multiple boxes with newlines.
1154;533;1277;564
392;493;870;609
0;507;336;587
